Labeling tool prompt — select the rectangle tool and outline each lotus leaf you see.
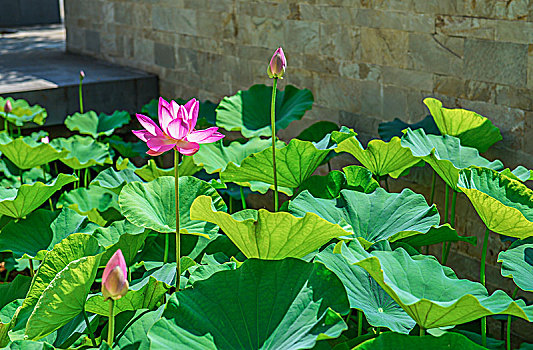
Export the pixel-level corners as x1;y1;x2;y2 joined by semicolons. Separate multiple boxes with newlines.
458;167;533;239
51;136;113;170
332;129;419;178
64;110;130;138
0;174;77;219
0;97;47;126
316;244;415;334
57;186;120;226
424;97;502;153
401;128;503;191
113;307;164;350
378;115;440;142
500;166;533;182
399;224;477;247
297;121;340;143
134;157;201;181
338;240;533;329
190;196;346;259
0;133;68;170
215;84;313;137
354;332;486;349
106;136;148;158
289;188;439;247
119;176;226;236
92;219;147;266
90;167;142;194
498;237;533;292
148;258;349;350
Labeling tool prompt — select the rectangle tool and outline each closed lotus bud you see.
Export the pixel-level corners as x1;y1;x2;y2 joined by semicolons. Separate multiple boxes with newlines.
4;100;12;114
80;70;85;80
40;136;49;144
267;47;287;79
102;249;129;301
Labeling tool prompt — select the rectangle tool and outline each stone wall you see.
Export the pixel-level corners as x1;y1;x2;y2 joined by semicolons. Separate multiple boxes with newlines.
65;0;533;340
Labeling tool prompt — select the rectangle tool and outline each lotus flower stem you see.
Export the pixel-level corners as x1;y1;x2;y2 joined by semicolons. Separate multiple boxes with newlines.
82;310;97;347
28;259;34;277
240;187;246;209
419;326;425;336
442;191;458;264
175;149;181;290
357;310;363;337
49;198;54;212
480;227;490;347
79;71;85;113
107;299;115;346
270;78;279;212
163;234;169;264
444;184;450;223
229;196;234;214
507;286;519;350
429;170;436;204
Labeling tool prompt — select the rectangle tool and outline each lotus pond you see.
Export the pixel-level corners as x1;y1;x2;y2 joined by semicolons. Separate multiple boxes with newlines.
0;49;532;350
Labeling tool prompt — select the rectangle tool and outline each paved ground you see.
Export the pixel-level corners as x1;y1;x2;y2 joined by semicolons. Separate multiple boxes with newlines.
0;25;158;124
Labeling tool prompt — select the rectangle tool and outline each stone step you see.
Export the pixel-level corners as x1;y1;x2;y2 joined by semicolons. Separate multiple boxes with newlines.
0;25;158;126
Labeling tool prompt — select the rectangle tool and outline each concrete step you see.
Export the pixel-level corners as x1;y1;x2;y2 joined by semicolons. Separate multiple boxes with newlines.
0;25;158;126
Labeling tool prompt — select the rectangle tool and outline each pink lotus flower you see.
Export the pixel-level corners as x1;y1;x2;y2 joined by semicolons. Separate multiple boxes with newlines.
133;97;224;156
267;47;287;79
4;100;12;114
40;136;49;144
102;249;129;301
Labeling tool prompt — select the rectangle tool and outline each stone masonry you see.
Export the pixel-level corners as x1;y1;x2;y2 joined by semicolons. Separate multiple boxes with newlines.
65;0;533;341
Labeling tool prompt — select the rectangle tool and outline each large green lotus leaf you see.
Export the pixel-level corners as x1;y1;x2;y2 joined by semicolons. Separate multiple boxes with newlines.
297;121;340;143
0;174;77;219
106;135;148;158
316;244;415;334
190;196;346;259
215;84;314;137
399;224;477;247
51;136;113;170
64;110;130;138
15;234;102;335
134;157;201;181
86;276;169;316
111;308;164;350
289;188;439;247
0;276;31;312
0;97;47;126
25;252;102;340
378;115;440;142
148;258;349;350
0;133;68;170
332;129;419;178
187;254;237;286
92;219;147;266
338;240;533;329
57;186;120;226
220;138;329;190
119;176;226;236
424;98;502;153
297;165;379;199
5;340;56;349
0;208;97;259
354;332;486;349
458;167;533;239
500;166;533;182
193;138;284;174
401;128;503;191
498;238;533;292
90;167;142;194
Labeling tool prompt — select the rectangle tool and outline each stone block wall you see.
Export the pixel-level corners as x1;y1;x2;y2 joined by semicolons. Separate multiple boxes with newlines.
65;0;533;341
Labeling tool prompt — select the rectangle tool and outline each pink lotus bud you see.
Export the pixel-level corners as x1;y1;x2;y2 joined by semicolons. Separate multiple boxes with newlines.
40;136;49;144
80;70;85;80
267;47;287;79
4;100;12;114
102;249;129;301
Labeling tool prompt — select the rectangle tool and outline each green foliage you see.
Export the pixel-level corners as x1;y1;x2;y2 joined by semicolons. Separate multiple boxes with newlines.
0;133;68;169
0;97;47;126
51;136;113;169
64;110;130;138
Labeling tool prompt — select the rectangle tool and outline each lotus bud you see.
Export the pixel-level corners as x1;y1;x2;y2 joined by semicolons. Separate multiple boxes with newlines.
40;136;49;144
4;100;12;114
80;70;85;80
267;47;287;79
102;249;129;301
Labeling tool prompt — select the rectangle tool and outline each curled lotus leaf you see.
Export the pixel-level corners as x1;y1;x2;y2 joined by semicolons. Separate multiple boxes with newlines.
0;97;47;126
51;135;113;170
64;110;130;138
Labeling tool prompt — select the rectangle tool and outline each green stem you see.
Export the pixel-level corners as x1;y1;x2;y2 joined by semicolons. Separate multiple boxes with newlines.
240;187;246;209
357;309;363;337
85;168;90;188
229;196;234;214
444;184;449;223
28;259;34;277
419;326;425;336
175;150;181;290
79;76;84;113
42;166;46;182
442;191;458;264
82;310;97;347
507;286;519;350
3;119;7;133
49;198;54;212
270;78;278;212
107;299;115;346
481;227;490;347
54;162;58;177
429;170;436;204
163;233;169;264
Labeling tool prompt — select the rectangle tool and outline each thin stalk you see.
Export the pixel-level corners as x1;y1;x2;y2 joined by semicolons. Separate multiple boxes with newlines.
82;310;97;347
79;75;84;113
429;170;436;204
42;166;47;182
3;119;7;133
270;78;279;211
240;187;246;209
107;299;115;346
442;191;458;264
419;327;425;336
480;227;490;347
442;185;450;262
175;150;181;290
54;162;58;177
345;308;352;323
163;234;169;264
17;127;21;137
229;196;234;214
85;168;90;187
49;198;54;212
507;286;519;350
28;259;34;277
357;309;363;337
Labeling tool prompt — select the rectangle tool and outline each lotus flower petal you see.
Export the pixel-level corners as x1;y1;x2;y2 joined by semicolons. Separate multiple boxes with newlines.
187;127;225;144
136;113;164;137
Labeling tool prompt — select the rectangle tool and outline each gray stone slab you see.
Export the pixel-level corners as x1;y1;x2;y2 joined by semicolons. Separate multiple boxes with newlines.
0;0;60;27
